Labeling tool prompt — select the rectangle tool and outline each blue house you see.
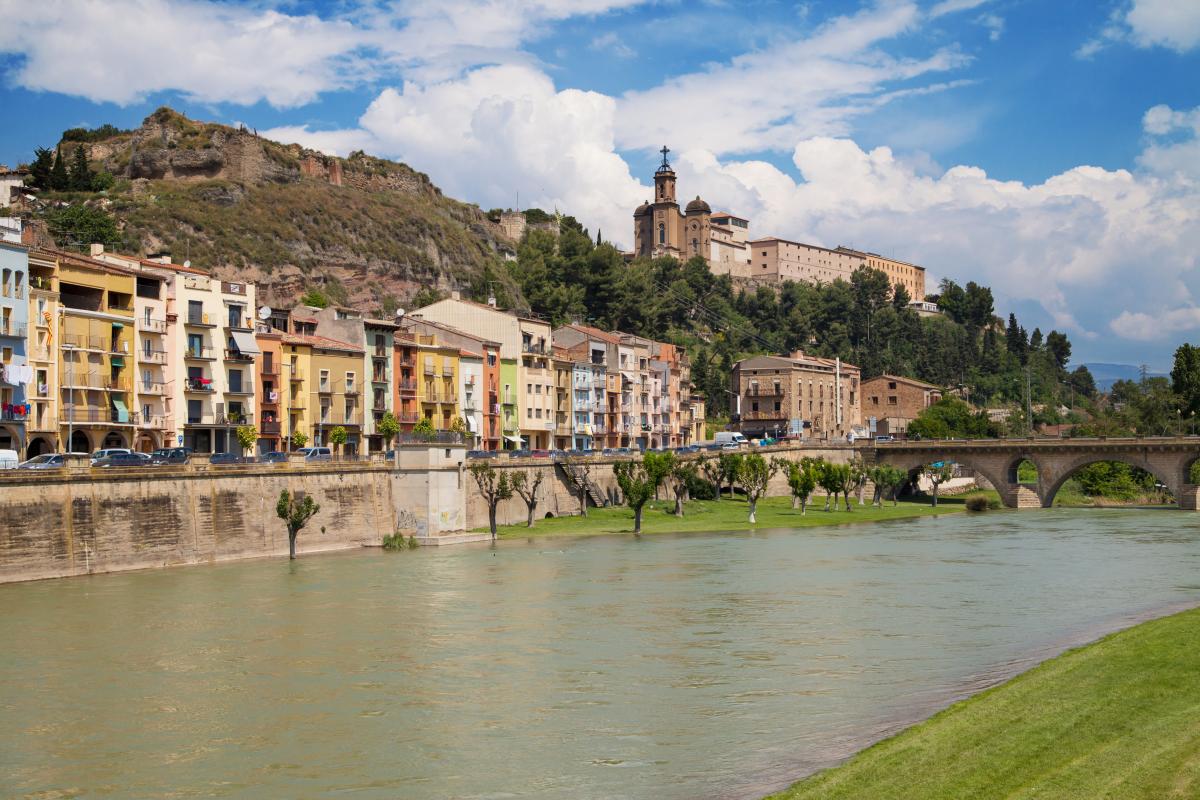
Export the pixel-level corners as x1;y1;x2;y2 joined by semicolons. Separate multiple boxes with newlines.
0;228;29;453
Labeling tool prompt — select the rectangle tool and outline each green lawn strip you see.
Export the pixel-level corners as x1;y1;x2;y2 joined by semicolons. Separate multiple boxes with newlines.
767;606;1200;800
486;492;992;539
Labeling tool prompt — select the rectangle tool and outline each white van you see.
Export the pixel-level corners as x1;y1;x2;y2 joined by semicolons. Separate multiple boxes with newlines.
0;449;19;469
713;432;748;447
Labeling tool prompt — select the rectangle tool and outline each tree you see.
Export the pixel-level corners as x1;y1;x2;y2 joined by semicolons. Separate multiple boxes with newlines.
736;453;777;524
846;457;867;506
50;147;69;191
1045;330;1072;370
787;460;818;514
559;453;596;517
815;460;839;511
329;425;348;455
1172;344;1200;417
643;450;675;500
614;460;655;533
924;463;955;506
299;289;329;308
907;397;995;440
668;459;698;516
470;462;513;539
510;469;546;528
29;147;54;190
235;424;258;454
46;204;119;249
276;489;320;560
411;287;445;309
698;455;724;501
1068;365;1097;400
412;416;435;441
290;430;308;449
377;412;400;448
718;452;743;499
69;145;93;191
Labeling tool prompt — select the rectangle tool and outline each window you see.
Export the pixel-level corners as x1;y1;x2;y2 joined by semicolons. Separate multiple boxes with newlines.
187;399;201;424
187;333;203;357
229;369;243;393
487;353;496;367
320;369;330;391
188;300;203;323
345;372;356;393
658;223;665;244
888;396;898;405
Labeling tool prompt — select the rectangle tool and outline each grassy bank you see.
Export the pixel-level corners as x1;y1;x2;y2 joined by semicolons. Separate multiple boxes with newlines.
488;492;994;539
767;606;1200;800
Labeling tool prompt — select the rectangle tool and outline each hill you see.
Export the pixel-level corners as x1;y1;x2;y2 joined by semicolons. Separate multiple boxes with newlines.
25;107;519;311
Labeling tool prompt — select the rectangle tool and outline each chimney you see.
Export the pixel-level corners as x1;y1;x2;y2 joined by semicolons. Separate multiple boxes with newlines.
90;244;105;257
451;290;461;301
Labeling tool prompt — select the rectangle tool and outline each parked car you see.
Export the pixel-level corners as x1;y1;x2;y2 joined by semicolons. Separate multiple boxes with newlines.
18;453;64;469
465;449;496;459
133;451;152;462
530;449;550;458
601;447;616;456
90;447;132;465
507;448;532;459
150;447;192;465
874;435;895;443
92;453;146;468
261;451;289;463
296;446;332;462
209;452;245;465
720;442;741;451
0;449;19;469
704;443;723;452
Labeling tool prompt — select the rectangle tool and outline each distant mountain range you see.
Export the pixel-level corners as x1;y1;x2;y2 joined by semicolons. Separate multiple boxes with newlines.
1083;363;1169;392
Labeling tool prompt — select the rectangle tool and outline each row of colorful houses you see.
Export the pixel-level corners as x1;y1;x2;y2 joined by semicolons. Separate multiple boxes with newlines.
0;232;705;457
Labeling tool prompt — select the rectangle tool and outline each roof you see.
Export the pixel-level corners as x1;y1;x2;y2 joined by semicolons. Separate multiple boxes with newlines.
711;211;747;221
39;247;138;278
747;237;850;257
556;323;620;345
402;316;501;347
418;296;547;326
363;318;400;329
863;374;942;390
685;196;711;214
280;333;363;354
736;353;861;373
836;246;925;271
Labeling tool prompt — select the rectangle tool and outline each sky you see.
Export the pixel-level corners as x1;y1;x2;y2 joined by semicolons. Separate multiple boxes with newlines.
0;0;1197;369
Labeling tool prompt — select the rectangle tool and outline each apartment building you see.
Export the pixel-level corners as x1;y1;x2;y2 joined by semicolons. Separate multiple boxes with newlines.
413;333;460;432
281;334;313;447
732;352;862;441
835;248;926;302
255;324;284;452
551;349;574;450
308;335;366;453
861;374;942;437
364;319;397;451
0;234;29;453
25;249;58;455
394;331;419;433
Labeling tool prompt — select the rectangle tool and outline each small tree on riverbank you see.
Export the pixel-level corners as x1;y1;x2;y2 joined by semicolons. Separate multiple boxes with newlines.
470;462;513;539
377;412;400;450
698;456;724;501
614;460;655;533
235;424;258;455
510;469;546;528
925;463;956;506
848;457;868;506
787;460;819;514
668;459;698;517
718;452;743;498
329;425;348;456
644;451;675;500
737;453;777;524
276;489;320;559
560;453;596;517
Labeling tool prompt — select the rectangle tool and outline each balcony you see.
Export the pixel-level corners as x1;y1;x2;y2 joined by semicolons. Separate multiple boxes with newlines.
442;365;454;378
372;372;388;384
60;406;137;425
261;392;280;407
398;412;421;423
745;385;784;397
372;398;388;412
60;372;106;390
522;341;547;355
137;382;165;395
289;371;304;383
259;363;278;376
185;312;216;328
741;409;785;421
62;334;107;351
138;414;170;429
1;285;24;299
137;317;167;333
0;322;27;339
398;378;417;394
397;354;416;367
344;385;360;396
185;347;216;361
140;349;168;364
260;420;282;435
225;385;255;396
501;392;517;406
29;346;52;362
287;399;306;411
317;383;333;395
185;377;215;393
373;347;388;359
224;348;255;362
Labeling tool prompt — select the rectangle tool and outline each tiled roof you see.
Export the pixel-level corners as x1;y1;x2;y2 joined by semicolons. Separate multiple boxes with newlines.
281;333;363;353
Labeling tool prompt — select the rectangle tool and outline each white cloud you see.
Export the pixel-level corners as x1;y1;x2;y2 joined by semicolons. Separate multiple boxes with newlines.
978;13;1004;41
590;31;635;59
0;0;368;107
1077;0;1200;58
1111;308;1200;341
615;1;970;155
928;0;991;19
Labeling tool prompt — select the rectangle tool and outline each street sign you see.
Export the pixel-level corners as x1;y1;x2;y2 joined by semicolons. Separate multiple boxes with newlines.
177;434;184;445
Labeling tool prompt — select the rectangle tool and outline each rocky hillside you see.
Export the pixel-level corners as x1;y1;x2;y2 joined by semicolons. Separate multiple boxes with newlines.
34;108;521;311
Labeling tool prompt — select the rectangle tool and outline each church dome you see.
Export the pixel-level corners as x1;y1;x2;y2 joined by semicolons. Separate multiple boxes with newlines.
685;196;711;214
634;201;652;217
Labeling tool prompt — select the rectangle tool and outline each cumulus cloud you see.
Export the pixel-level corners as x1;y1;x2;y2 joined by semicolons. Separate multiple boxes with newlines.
1078;0;1200;58
0;0;368;107
590;31;635;59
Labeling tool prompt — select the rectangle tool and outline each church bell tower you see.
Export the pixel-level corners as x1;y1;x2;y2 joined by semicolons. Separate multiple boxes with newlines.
654;145;676;203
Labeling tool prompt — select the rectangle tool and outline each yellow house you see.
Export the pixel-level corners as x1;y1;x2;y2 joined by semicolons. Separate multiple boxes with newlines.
51;249;136;454
415;333;460;431
281;333;313;448
307;334;365;454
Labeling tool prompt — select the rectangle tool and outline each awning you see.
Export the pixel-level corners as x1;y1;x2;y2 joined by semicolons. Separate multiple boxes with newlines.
621;371;638;384
466;415;477;432
112;398;129;423
110;356;124;367
231;331;261;355
111;322;124;329
504;434;522;444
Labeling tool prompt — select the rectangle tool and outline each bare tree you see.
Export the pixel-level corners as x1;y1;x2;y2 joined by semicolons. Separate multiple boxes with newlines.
736;453;777;524
511;468;546;528
470;462;513;539
559;453;596;517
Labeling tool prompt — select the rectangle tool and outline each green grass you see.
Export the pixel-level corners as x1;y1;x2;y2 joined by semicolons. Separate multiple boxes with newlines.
767;606;1200;800
489;492;993;539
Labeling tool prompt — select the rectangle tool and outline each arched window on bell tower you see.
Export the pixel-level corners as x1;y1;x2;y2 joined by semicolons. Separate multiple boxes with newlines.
691;238;698;254
658;223;665;245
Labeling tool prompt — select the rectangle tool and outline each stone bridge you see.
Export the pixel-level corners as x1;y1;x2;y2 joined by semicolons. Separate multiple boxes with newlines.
872;437;1200;509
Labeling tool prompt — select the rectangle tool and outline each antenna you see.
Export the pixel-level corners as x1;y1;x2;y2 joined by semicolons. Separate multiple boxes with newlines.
183;260;191;269
258;306;272;320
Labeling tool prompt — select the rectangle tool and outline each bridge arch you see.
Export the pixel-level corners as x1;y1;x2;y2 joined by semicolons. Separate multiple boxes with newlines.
882;454;1013;506
1040;453;1182;508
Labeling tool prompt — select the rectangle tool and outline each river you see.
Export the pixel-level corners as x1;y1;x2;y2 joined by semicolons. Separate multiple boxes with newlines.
3;508;1200;799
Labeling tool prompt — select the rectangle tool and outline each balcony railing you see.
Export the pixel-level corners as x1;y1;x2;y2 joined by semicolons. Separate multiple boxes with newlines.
138;382;165;395
1;285;24;299
259;363;278;376
225;348;255;362
225;385;254;396
185;378;215;392
398;379;417;393
344;385;360;396
289;371;304;382
137;317;167;333
260;420;282;435
140;349;168;364
398;412;421;423
185;347;215;360
522;341;547;355
0;322;27;339
745;385;784;397
741;409;784;421
501;393;516;406
397;354;416;367
62;334;107;351
186;312;215;327
60;406;138;424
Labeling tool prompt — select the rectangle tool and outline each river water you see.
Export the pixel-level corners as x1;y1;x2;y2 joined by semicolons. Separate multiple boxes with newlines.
4;509;1200;799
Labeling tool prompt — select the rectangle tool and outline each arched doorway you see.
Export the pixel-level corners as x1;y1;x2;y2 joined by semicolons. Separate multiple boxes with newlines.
135;432;159;453
101;431;128;449
25;437;53;458
69;430;91;454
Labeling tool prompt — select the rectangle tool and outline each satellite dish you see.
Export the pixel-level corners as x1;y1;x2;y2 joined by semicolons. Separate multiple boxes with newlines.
395;308;405;319
183;260;191;268
258;306;272;320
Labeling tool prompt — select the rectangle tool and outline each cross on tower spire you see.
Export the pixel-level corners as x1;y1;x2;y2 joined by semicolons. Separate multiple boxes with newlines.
659;145;670;169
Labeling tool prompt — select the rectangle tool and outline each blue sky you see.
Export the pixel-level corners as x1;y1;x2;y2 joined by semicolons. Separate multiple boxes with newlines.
1;0;1198;368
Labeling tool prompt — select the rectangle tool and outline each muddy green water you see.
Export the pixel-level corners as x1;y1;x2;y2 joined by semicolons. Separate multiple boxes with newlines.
4;509;1200;799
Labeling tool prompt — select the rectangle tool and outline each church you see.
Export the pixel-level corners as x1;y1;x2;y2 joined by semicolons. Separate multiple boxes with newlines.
632;147;753;278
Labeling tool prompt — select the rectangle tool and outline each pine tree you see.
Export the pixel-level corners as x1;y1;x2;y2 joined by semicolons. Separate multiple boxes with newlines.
50;148;69;191
69;144;93;191
30;147;54;189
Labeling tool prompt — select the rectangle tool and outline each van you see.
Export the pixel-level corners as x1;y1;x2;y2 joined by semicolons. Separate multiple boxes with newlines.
0;449;19;469
713;432;748;447
296;446;332;462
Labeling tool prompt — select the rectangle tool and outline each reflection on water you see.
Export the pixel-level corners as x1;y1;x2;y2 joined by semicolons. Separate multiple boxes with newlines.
2;509;1199;799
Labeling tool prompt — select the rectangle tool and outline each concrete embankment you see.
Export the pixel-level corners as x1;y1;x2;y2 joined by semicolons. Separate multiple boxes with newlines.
0;444;867;583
